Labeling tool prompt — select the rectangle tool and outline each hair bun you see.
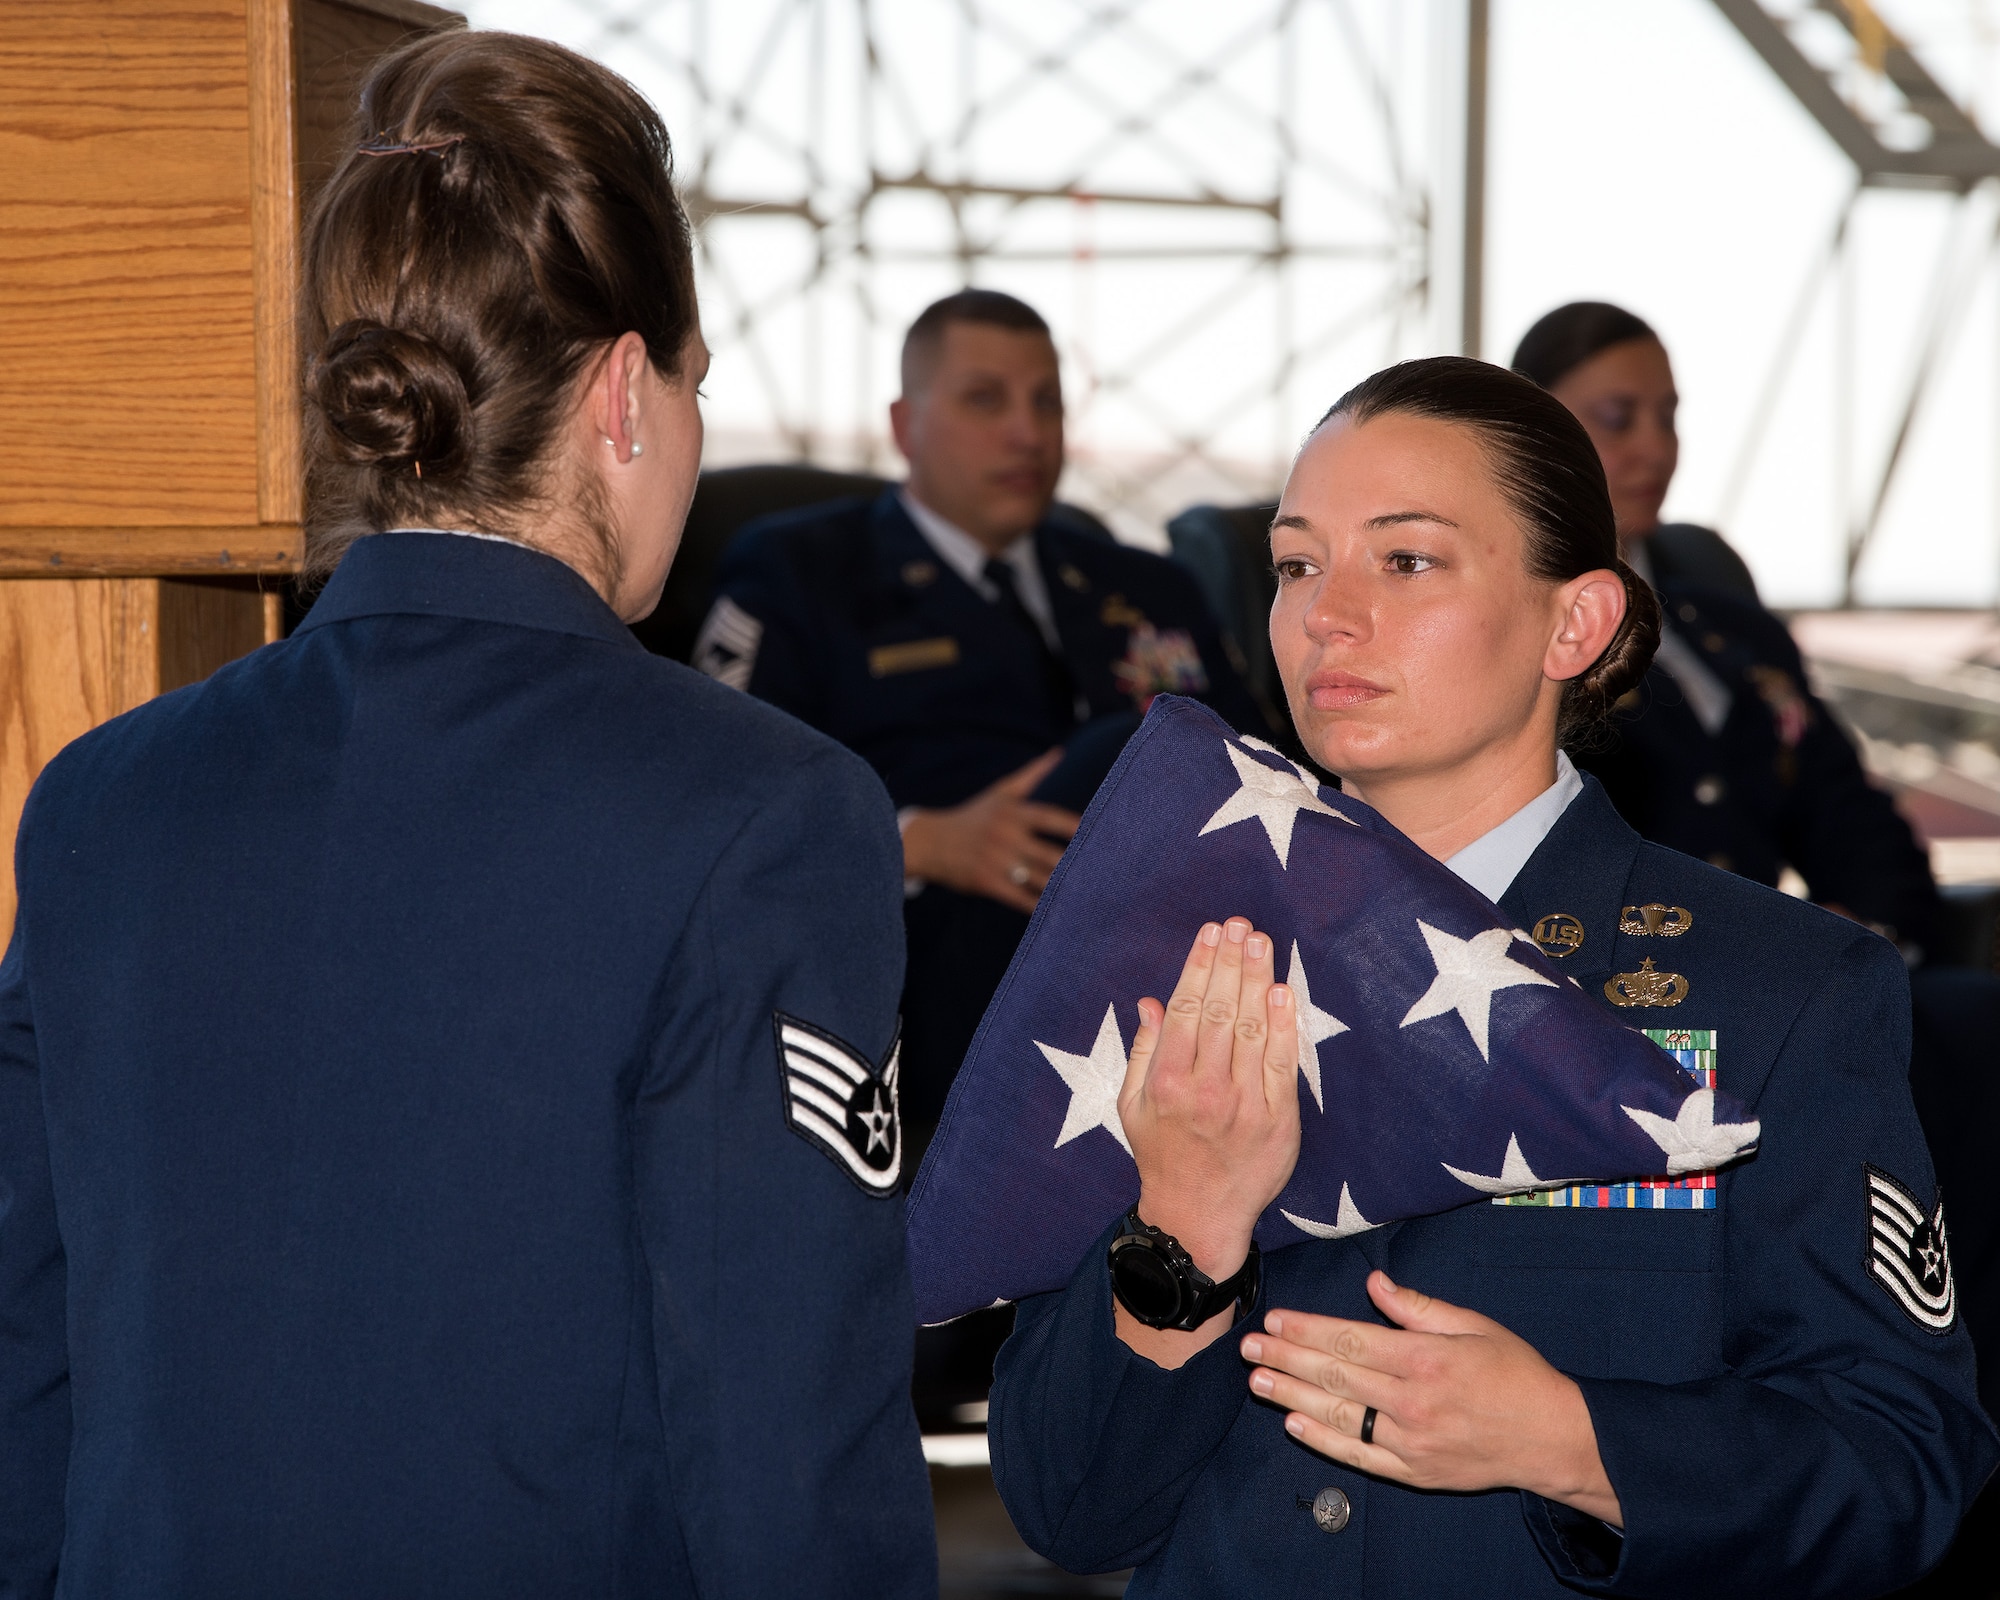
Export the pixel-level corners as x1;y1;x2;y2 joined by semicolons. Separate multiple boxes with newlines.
310;319;471;477
1567;558;1662;744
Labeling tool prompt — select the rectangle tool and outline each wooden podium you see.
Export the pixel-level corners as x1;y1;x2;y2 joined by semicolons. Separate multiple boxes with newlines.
0;0;460;938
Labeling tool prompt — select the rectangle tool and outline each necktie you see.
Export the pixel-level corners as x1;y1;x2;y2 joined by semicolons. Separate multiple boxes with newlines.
984;555;1077;733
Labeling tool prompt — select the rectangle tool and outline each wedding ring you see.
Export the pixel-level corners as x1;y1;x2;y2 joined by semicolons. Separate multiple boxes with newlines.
1360;1406;1377;1445
1006;862;1032;887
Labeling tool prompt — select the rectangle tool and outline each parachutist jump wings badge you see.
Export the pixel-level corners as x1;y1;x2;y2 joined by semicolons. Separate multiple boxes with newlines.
776;1014;902;1196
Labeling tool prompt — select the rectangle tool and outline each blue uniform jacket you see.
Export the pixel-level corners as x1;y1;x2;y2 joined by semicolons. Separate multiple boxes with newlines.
703;490;1266;810
0;532;936;1600
989;778;1997;1597
1576;579;1941;956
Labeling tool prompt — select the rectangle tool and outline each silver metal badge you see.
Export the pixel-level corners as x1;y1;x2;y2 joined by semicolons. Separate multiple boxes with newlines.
775;1014;901;1196
1866;1165;1955;1333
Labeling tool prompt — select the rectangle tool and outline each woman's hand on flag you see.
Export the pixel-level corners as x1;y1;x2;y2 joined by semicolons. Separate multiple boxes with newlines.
1112;916;1302;1367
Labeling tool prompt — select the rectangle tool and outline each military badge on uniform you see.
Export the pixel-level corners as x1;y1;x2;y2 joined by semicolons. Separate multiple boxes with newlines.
1866;1165;1955;1332
1111;623;1209;713
1529;913;1584;958
1605;958;1689;1008
1619;904;1692;937
775;1014;902;1196
1748;665;1812;751
692;597;763;692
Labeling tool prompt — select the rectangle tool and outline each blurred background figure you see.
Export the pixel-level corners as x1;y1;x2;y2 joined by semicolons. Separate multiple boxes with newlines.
1514;303;2000;1501
693;288;1264;1430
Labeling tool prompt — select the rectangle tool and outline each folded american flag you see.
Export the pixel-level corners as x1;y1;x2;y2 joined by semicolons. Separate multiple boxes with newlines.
906;696;1759;1325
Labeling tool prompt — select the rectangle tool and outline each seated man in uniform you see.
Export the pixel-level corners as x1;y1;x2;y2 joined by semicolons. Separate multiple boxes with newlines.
1515;303;2000;1490
697;288;1262;1151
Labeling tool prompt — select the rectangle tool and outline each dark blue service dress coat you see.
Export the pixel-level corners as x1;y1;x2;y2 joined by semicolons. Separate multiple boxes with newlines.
989;778;1998;1598
702;490;1265;1135
0;532;936;1600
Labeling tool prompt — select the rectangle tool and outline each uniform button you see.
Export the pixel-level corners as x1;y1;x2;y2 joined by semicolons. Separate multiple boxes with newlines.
1312;1486;1351;1533
1693;774;1726;805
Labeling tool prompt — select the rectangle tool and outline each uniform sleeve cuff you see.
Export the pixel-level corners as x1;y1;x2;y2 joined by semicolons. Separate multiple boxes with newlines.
1522;1493;1625;1587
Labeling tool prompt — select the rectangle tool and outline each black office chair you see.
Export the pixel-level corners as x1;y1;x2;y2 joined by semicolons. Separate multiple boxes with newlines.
635;463;1120;664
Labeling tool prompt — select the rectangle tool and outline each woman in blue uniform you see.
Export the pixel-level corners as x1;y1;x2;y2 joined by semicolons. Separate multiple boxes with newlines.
0;32;932;1600
988;357;1995;1596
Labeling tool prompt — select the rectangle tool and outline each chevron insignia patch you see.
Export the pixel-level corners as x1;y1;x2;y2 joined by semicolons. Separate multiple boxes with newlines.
776;1014;902;1196
1866;1165;1955;1333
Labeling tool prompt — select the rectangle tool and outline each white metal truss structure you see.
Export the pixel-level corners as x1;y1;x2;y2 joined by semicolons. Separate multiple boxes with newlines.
1710;0;2000;603
475;0;1454;540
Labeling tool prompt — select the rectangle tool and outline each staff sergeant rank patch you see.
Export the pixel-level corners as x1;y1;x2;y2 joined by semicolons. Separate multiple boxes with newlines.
775;1014;902;1196
1866;1165;1955;1332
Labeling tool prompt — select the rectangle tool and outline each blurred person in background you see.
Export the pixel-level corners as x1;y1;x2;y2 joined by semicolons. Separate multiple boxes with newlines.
1516;304;2000;1514
696;288;1263;1427
697;289;1263;1160
0;32;934;1598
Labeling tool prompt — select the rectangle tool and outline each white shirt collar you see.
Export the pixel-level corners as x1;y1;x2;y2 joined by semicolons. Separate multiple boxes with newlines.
1442;751;1584;904
898;489;1058;646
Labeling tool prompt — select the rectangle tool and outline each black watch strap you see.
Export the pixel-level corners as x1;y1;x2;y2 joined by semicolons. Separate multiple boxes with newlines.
1107;1208;1260;1331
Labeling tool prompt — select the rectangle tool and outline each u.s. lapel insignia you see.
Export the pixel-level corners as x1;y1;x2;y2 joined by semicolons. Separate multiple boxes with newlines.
774;1013;901;1196
900;559;939;588
1529;913;1585;959
1866;1166;1955;1332
1619;903;1693;938
1604;958;1689;1008
1058;563;1090;592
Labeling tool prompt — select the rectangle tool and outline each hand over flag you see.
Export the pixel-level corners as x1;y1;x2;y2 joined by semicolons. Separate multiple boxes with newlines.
906;697;1759;1325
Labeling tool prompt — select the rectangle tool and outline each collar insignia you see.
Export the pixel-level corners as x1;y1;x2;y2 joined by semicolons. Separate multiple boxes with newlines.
1529;913;1585;958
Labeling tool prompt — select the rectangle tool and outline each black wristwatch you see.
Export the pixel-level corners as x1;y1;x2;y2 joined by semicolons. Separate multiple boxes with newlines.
1107;1209;1260;1331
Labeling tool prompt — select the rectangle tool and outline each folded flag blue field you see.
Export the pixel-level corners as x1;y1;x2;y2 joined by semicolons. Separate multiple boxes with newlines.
906;696;1759;1325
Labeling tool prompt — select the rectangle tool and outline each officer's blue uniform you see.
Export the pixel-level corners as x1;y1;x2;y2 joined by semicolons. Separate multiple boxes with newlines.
989;778;1998;1597
0;532;936;1600
703;490;1265;1134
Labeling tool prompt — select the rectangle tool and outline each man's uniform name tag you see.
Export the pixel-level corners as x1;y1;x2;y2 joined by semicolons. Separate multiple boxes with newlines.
1496;1029;1723;1210
869;637;960;677
775;1014;902;1196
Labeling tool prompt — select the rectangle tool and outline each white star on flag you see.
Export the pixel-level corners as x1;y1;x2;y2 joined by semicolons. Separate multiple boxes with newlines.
1199;741;1348;869
1622;1088;1760;1176
1282;1183;1377;1238
1037;1003;1133;1156
1287;940;1347;1111
1400;921;1555;1061
1443;1132;1561;1194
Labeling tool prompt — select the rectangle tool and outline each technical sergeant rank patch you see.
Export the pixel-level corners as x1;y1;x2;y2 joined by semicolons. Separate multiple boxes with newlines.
775;1013;902;1196
1866;1165;1955;1332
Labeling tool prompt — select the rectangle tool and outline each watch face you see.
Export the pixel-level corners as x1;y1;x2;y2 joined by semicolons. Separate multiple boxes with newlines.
1110;1240;1184;1325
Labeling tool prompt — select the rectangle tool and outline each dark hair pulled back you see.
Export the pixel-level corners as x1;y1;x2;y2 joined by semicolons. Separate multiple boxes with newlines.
300;30;698;582
1318;355;1659;745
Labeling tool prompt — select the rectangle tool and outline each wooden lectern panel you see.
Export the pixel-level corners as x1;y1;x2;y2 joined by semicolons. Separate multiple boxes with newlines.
0;1;264;534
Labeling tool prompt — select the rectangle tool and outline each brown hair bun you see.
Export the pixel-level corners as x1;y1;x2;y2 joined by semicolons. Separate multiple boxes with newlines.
298;31;698;582
310;319;470;481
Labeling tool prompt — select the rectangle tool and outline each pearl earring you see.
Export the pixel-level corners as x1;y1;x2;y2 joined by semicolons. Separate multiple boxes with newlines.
630;441;643;457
